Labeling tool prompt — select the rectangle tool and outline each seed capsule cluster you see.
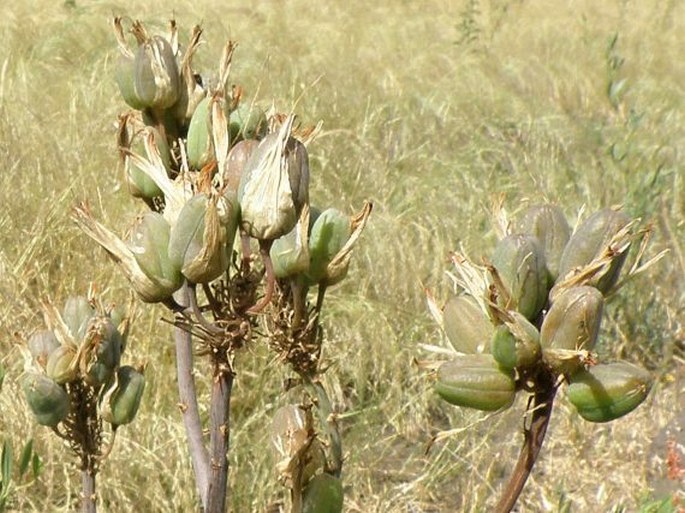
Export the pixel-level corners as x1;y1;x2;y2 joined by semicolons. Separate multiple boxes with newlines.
433;204;652;423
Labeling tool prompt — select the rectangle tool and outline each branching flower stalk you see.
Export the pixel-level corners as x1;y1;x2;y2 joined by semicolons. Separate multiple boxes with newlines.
72;17;371;513
426;202;667;512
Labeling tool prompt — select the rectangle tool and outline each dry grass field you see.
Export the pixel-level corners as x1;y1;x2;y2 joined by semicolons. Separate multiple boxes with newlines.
0;0;683;511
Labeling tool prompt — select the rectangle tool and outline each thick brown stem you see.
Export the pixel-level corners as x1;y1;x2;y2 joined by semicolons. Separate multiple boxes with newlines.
81;469;96;513
173;285;210;509
206;357;233;513
494;376;557;513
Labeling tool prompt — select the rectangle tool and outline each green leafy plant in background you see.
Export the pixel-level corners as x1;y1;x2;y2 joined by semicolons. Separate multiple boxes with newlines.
426;201;667;512
19;291;142;513
71;17;370;513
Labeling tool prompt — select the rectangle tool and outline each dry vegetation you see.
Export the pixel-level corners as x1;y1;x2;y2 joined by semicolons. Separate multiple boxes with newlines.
0;0;683;511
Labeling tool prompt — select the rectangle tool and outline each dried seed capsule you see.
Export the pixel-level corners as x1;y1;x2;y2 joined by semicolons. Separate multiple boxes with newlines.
28;330;60;369
557;208;631;293
271;405;325;486
491;234;549;321
229;101;267;142
442;295;493;354
62;296;95;343
238;115;309;241
515;204;570;281
490;312;541;370
168;192;239;284
82;316;123;387
22;373;69;427
540;286;604;352
435;354;516;411
102;366;146;427
134;35;180;110
46;345;78;385
128;212;183;295
567;361;652;423
302;473;344;513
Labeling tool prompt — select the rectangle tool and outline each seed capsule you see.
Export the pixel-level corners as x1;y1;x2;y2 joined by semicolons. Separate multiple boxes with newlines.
557;208;631;293
541;286;604;352
46;345;78;385
128;212;183;293
115;53;146;110
238;115;309;241
442;295;493;354
491;234;549;321
306;208;351;286
490;312;541;370
102;366;146;427
134;35;180;110
271;209;310;279
22;373;69;427
302;473;344;513
186;96;213;170
435;354;516;411
28;330;60;369
61;295;95;344
229;101;267;142
223;139;258;195
567;361;652;423
167;192;239;284
125;127;172;201
81;316;123;387
515;204;570;281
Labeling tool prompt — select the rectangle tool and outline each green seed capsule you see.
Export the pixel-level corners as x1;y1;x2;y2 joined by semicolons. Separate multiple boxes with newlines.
491;234;549;321
167;192;239;284
102;366;146;427
557;208;631;293
306;208;351;286
28;330;60;369
435;354;516;411
115;53;146;110
125;127;172;201
82;317;123;387
186;96;213;170
490;312;541;370
442;295;493;354
134;35;180;110
515;204;571;281
46;345;78;385
271;222;310;279
302;473;344;513
62;296;95;344
540;286;604;352
567;361;652;423
229;101;267;142
22;373;69;427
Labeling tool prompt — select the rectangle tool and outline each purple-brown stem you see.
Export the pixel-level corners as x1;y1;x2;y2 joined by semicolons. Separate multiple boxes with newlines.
81;469;96;513
247;240;275;314
494;374;558;513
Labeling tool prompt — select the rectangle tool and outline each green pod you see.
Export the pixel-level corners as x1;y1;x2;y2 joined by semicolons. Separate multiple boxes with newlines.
305;208;351;286
223;139;258;194
540;286;604;351
134;35;180;110
115;53;146;110
125;127;172;201
491;234;549;321
557;208;631;293
515;204;571;281
82;317;123;387
567;362;652;423
46;345;78;385
22;373;69;427
62;295;95;343
28;330;60;369
186;96;213;170
435;354;516;411
168;193;238;284
271;224;310;279
238;116;309;240
302;473;344;513
228;101;267;142
490;312;541;370
442;295;493;354
128;212;183;296
103;366;146;426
